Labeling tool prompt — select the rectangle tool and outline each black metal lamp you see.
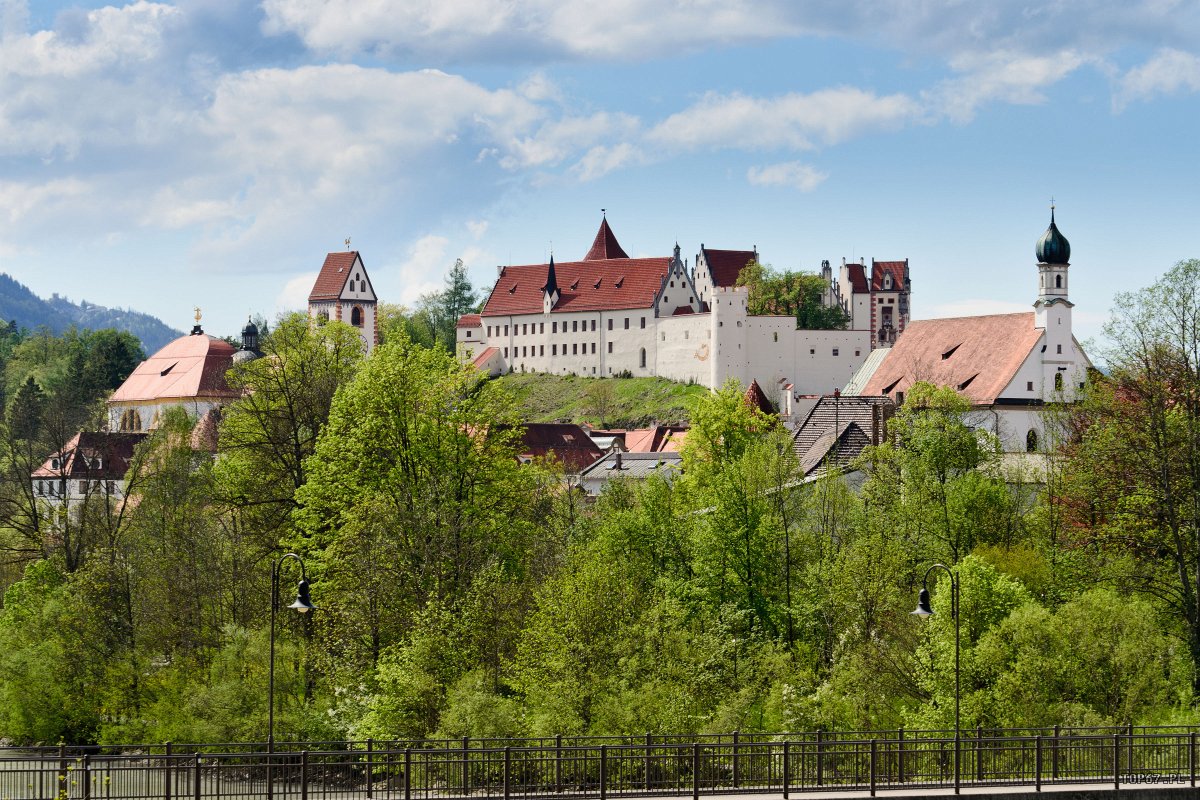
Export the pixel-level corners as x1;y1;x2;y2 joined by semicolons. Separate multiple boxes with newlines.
269;554;315;754
912;563;960;793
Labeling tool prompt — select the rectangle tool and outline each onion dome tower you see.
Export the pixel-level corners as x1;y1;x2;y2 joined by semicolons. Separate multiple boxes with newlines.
232;316;263;365
1033;205;1075;393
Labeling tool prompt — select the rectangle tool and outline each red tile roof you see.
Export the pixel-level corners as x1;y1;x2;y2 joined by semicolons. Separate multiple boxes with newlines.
672;305;694;316
861;313;1042;405
482;257;671;316
744;379;777;415
703;248;757;287
845;262;868;293
501;423;605;473
583;217;629;260
109;333;238;403
624;425;689;453
309;251;359;302
457;313;482;329
33;431;148;479
471;346;499;368
871;260;907;291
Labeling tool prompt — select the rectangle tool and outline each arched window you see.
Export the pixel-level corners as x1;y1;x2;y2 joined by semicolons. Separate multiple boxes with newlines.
639;348;646;368
1054;372;1063;391
1055;274;1062;289
351;306;364;327
119;409;142;432
1026;429;1038;452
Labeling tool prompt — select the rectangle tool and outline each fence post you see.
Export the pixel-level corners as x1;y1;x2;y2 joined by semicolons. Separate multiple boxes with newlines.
366;738;374;800
165;741;173;800
1035;736;1042;792
976;725;983;782
58;743;68;798
600;745;608;800
815;730;823;787
644;732;652;792
404;748;411;800
555;734;562;794
777;743;787;796
1127;722;1134;776
300;751;309;800
869;739;876;797
897;726;904;784
1190;731;1196;788
462;736;470;797
692;743;700;800
1051;725;1059;780
81;753;91;800
732;730;740;788
194;753;201;800
503;747;511;800
1113;734;1120;790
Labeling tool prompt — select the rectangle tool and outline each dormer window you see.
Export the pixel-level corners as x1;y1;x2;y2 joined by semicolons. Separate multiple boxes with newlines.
883;273;893;290
941;344;961;360
51;458;60;470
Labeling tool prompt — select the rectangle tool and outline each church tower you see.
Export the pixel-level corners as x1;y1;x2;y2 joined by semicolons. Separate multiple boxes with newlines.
308;250;378;355
1033;206;1074;394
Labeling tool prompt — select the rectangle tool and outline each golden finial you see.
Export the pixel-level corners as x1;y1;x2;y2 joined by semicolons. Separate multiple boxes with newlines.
194;306;202;324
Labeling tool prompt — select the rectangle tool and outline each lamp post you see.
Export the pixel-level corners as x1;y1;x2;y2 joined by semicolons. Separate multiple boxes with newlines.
269;552;316;753
912;563;960;793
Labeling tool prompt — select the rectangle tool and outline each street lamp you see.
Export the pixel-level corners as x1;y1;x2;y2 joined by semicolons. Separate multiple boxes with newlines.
912;563;960;793
269;552;316;752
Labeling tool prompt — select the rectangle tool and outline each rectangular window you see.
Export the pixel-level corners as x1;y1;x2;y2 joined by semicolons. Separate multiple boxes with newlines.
661;332;666;341
522;346;527;357
607;319;613;331
486;325;492;337
1027;381;1034;391
522;324;527;335
1056;344;1062;354
572;321;578;332
591;343;596;354
504;325;509;335
624;318;630;329
552;321;558;333
572;343;578;355
591;320;596;332
504;347;508;357
607;342;613;354
552;344;557;355
540;345;544;356
466;331;472;338
832;348;839;356
539;323;544;333
640;317;646;329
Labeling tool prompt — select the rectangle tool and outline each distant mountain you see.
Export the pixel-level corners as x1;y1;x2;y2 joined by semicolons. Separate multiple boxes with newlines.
0;273;182;354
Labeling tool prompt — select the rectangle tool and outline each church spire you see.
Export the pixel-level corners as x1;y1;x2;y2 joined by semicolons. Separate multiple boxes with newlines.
543;254;558;294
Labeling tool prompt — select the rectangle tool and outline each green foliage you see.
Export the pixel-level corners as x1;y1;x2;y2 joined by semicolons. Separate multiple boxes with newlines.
495;372;707;428
735;261;849;329
379;259;479;352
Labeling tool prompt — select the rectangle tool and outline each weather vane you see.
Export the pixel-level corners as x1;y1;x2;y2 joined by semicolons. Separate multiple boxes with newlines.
345;236;352;250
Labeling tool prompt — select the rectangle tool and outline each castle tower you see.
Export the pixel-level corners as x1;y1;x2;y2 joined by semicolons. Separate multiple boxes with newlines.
1033;206;1074;393
308;250;378;355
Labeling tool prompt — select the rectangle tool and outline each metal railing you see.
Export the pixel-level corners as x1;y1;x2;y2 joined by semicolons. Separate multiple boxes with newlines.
2;727;1198;800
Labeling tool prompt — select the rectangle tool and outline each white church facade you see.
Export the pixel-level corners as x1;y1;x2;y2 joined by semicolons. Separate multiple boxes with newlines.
456;217;910;405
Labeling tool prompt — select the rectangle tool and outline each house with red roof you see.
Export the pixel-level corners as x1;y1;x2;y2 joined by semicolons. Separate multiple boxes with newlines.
308;249;378;354
457;215;899;403
33;431;148;510
851;209;1091;453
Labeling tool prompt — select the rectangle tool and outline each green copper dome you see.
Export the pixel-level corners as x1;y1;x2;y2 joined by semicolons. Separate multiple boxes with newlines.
1035;208;1071;264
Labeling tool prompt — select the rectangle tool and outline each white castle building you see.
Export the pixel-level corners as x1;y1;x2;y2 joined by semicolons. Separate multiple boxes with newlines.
456;216;911;405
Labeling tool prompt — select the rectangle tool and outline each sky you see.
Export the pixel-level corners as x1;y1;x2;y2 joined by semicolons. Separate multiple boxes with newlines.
2;0;1199;349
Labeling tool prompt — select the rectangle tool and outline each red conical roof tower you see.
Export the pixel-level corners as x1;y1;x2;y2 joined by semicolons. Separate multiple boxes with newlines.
583;212;629;260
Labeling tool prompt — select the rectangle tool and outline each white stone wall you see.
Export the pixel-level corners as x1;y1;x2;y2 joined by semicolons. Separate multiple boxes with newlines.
655;314;714;385
107;398;224;432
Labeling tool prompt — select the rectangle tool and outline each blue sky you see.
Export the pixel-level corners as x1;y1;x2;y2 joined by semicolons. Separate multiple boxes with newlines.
2;0;1198;349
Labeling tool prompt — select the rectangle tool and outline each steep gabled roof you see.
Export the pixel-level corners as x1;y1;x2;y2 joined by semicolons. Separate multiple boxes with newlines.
792;395;893;473
702;248;757;287
624;425;689;453
109;333;237;403
845;262;869;293
457;313;482;329
744;379;777;416
503;423;605;473
482;257;671;316
861;313;1042;405
309;251;361;302
871;260;907;291
584;217;629;260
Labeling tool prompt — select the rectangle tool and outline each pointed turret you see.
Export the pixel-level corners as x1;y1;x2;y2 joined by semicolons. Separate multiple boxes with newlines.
584;214;629;260
542;255;560;312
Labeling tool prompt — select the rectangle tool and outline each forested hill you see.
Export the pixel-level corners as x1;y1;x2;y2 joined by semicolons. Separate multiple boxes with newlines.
0;273;180;353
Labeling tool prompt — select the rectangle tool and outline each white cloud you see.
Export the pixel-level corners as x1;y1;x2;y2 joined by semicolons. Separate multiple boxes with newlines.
0;178;90;223
1115;48;1200;109
466;220;489;239
930;50;1090;123
647;88;920;152
276;271;318;313
396;235;452;305
746;161;827;191
572;143;644;182
499;112;640;170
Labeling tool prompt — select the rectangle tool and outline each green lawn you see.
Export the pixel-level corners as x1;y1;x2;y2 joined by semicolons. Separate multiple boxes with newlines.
494;373;708;428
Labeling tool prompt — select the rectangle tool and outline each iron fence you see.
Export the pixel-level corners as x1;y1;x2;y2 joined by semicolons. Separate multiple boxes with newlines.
2;728;1198;800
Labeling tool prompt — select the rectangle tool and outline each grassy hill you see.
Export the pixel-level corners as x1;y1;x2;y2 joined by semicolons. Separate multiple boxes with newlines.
495;372;708;428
